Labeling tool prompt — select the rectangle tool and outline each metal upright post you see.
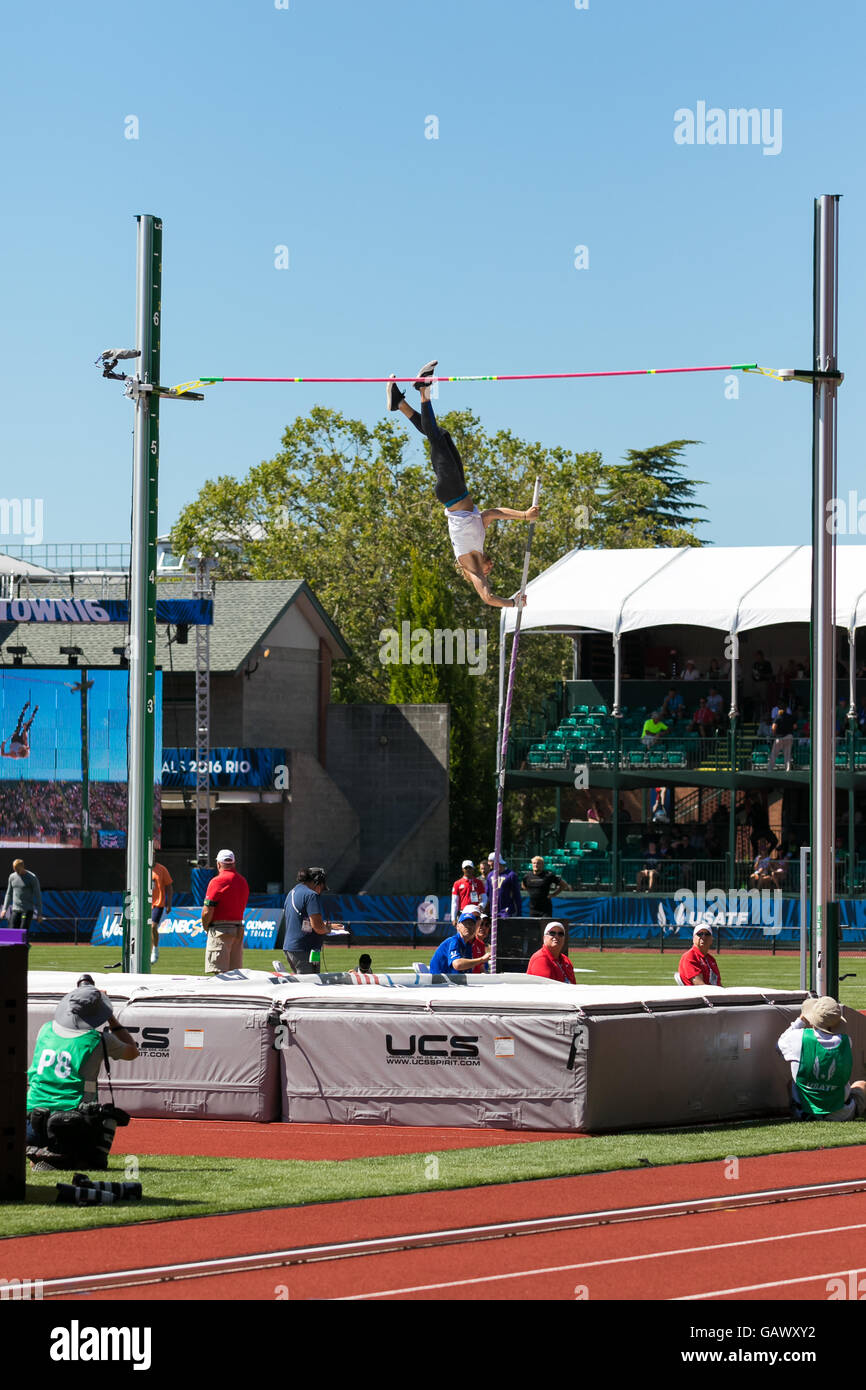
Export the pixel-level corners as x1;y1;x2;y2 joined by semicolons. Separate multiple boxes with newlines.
125;214;162;974
810;195;842;999
194;554;215;870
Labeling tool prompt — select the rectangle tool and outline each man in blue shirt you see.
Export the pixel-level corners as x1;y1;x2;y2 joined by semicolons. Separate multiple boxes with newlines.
429;909;491;974
283;867;336;974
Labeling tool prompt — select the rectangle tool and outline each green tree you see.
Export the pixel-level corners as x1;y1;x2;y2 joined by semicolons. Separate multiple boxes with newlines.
604;440;706;547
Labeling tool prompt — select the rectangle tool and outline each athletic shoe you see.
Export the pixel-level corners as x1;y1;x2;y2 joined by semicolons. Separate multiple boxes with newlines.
413;359;438;391
31;1159;60;1173
386;375;405;411
73;1173;143;1200
150;946;159;964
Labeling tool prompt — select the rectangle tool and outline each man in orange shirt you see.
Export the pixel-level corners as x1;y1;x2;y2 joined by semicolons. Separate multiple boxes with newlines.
150;862;173;965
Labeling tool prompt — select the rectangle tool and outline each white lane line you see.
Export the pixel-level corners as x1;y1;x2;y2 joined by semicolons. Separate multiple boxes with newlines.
334;1220;866;1300
674;1268;865;1299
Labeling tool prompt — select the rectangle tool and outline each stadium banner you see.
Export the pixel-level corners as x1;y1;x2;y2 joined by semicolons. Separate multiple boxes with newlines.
0;669;161;849
161;748;286;789
0;597;213;625
91;906;284;949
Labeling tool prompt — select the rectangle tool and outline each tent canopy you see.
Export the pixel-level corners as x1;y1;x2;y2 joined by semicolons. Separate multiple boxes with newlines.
503;545;866;636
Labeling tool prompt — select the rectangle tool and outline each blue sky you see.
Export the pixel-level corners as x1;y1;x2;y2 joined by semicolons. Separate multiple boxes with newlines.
2;0;864;551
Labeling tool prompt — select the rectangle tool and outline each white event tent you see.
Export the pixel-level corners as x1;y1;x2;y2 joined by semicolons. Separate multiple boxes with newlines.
499;544;866;721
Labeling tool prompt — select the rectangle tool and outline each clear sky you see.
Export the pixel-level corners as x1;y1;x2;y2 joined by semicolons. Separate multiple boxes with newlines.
2;0;864;551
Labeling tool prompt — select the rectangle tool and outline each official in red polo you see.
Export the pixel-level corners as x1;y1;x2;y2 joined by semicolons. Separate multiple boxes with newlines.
202;849;250;975
677;926;722;987
526;921;576;983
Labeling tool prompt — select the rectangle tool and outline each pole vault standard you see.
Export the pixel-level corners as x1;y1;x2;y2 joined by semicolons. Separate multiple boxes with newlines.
489;479;541;974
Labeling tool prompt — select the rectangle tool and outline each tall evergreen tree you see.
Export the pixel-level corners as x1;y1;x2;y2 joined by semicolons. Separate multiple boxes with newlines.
603;440;706;547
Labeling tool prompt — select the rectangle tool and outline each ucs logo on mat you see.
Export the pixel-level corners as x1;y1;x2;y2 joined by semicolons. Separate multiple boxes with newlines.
123;1026;170;1058
385;1034;480;1065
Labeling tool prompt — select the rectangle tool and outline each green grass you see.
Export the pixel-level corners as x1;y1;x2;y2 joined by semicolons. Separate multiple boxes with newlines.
6;1120;866;1240
28;942;866;1012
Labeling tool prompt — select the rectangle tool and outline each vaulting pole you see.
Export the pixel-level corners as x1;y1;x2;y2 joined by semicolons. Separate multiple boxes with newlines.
490;479;541;974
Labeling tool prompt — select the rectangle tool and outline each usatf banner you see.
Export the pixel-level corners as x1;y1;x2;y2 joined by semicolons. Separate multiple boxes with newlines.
161;748;286;789
0;598;213;625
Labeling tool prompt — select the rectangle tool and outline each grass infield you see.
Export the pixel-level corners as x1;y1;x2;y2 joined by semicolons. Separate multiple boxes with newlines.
6;942;863;1240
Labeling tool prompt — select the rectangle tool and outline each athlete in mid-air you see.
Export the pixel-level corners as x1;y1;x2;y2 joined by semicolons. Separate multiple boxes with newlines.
387;360;539;610
1;700;38;759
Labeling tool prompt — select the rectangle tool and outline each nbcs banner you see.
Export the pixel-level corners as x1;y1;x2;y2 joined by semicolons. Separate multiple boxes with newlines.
92;906;283;950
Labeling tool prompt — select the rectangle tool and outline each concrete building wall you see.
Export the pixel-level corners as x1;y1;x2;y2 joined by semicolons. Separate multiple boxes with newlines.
242;647;319;749
283;750;360;891
326;704;449;892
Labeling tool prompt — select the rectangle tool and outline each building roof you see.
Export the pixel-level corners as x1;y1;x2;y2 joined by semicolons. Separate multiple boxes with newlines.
502;544;866;636
0;578;351;673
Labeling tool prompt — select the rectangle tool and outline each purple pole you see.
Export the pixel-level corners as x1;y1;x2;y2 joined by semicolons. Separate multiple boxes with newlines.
490;477;541;973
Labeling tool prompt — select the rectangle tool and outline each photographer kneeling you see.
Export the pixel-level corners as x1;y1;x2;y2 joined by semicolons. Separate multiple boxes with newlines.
25;980;139;1172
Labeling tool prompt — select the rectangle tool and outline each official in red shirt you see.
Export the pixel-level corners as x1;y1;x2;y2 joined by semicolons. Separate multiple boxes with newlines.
202;848;250;975
451;860;488;924
677;926;722;987
526;921;576;983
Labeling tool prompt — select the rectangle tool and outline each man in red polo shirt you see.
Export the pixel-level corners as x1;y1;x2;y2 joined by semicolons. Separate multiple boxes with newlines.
201;848;250;975
526;921;576;983
677;925;722;986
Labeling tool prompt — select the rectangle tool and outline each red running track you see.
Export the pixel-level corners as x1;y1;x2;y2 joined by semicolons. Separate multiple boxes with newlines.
109;1117;584;1159
6;1146;866;1302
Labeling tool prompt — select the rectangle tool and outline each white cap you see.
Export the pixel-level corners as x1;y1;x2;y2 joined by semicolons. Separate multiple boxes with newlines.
461;859;475;869
216;849;235;863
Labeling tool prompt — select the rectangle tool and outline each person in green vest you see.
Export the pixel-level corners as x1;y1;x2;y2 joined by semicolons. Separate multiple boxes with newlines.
777;996;866;1121
26;981;139;1171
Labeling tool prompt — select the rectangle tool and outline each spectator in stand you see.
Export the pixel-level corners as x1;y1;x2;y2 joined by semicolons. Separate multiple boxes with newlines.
660;688;685;724
526;921;576;983
1;857;43;937
472;910;491;973
682;659;700;681
651;786;670;824
770;845;790;887
485;855;523;918
677;926;722;987
688;697;716;736
450;858;487;925
150;862;173;965
777;997;866;1121
201;849;250;975
636;841;661;892
750;839;775;889
586;800;601;823
770;707;796;772
706;687;724;718
707;658;723;681
641;711;668;749
756;710;773;739
429;908;490;974
523;855;569;918
752;650;773;682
